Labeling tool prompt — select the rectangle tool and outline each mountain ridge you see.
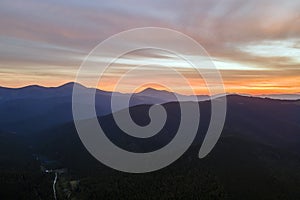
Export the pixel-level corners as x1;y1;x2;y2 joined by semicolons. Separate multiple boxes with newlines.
1;82;300;100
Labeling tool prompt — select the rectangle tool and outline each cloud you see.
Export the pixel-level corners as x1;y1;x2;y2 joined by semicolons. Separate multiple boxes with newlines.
0;0;300;94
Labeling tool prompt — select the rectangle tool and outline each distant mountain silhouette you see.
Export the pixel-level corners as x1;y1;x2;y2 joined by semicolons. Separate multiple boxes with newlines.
257;93;300;100
137;87;210;102
0;82;299;134
0;83;210;133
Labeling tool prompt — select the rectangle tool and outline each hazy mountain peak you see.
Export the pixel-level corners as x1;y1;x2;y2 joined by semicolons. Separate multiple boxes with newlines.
138;87;173;95
17;84;46;90
257;93;300;100
56;82;86;89
140;87;169;92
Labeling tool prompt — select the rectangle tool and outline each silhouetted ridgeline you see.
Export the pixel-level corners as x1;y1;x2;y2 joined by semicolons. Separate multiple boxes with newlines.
0;84;300;199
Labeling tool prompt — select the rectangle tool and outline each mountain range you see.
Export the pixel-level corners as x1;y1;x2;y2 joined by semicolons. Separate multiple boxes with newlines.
1;83;300;199
0;82;208;134
1;82;299;134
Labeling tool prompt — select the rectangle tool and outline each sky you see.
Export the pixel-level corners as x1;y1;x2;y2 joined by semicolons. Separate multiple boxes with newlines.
0;0;300;95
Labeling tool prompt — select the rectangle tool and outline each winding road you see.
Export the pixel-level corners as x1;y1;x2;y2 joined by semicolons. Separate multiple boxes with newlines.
53;172;58;200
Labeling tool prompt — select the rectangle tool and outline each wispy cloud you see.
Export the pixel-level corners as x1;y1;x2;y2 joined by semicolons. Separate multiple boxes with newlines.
0;0;299;94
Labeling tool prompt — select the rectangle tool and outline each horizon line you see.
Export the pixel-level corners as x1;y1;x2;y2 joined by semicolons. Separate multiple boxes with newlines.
1;81;300;98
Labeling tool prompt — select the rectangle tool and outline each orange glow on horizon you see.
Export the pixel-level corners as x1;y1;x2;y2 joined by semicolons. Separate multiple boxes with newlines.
1;80;300;95
1;76;299;95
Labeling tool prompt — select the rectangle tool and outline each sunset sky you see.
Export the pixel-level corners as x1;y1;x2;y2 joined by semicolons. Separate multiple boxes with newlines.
0;0;300;95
